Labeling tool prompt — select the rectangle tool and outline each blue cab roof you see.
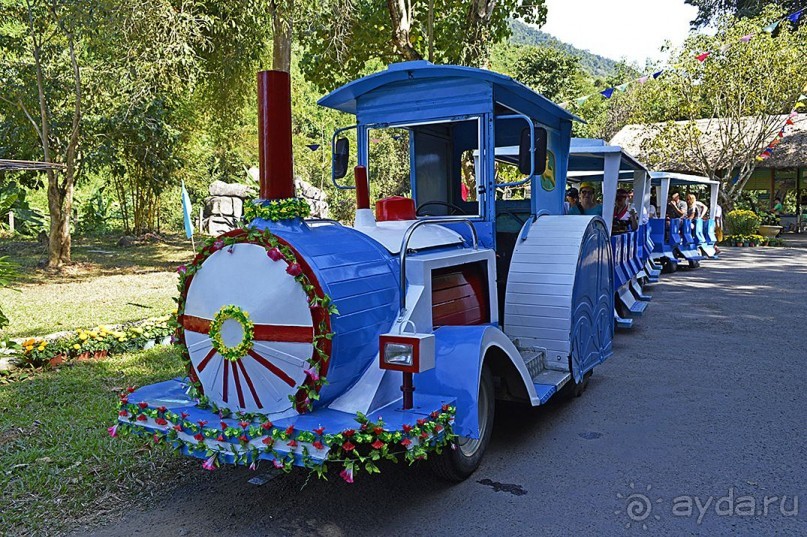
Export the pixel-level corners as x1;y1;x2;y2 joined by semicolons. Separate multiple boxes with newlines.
318;61;581;126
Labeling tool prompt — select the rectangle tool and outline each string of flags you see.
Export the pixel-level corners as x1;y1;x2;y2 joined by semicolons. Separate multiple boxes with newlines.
561;8;805;109
756;88;807;162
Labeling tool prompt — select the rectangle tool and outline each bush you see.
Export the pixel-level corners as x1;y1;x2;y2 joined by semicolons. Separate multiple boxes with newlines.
724;209;761;235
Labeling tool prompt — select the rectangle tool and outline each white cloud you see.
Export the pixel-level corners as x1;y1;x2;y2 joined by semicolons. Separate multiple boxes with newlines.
539;0;699;66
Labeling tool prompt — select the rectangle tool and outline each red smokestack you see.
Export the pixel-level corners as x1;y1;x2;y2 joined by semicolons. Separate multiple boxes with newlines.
257;70;294;200
354;166;370;209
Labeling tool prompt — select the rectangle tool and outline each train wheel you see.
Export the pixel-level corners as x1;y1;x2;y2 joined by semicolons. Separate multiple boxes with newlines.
662;258;677;274
430;366;494;482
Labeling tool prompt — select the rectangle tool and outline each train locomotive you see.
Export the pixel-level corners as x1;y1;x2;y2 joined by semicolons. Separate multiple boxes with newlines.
114;62;615;482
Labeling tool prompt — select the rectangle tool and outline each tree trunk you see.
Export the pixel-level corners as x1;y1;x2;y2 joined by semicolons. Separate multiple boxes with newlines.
386;0;422;61
271;0;293;72
461;0;497;66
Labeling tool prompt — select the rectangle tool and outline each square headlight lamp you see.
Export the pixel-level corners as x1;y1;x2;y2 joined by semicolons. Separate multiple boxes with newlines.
379;333;435;373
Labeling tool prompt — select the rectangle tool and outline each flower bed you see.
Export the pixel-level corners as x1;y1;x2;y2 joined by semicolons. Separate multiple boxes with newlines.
13;315;174;368
720;234;784;247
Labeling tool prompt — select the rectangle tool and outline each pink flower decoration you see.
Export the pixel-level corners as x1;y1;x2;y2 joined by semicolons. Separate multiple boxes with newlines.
266;247;284;261
286;263;302;277
107;424;118;438
303;367;319;382
212;240;224;251
272;459;284;469
249;461;257;471
177;265;187;274
339;466;354;484
202;454;217;471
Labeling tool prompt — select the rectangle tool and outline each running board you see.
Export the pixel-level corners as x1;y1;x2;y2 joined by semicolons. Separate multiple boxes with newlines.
618;285;648;316
615;308;633;329
699;245;718;258
533;371;572;404
676;247;704;261
630;279;652;302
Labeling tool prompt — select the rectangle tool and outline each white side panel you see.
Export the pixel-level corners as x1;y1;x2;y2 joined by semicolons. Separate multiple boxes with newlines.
504;215;593;364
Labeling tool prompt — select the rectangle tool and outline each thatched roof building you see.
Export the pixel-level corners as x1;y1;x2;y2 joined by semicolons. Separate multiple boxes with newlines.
611;114;807;220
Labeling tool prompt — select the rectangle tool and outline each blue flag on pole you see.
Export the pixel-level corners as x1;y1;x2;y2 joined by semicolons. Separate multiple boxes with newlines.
181;180;193;239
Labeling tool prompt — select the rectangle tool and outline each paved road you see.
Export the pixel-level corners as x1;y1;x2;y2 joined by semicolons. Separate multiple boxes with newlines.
79;247;807;536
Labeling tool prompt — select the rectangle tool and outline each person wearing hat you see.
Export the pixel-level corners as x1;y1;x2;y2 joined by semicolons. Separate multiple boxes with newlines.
579;182;602;216
566;187;585;215
614;188;638;232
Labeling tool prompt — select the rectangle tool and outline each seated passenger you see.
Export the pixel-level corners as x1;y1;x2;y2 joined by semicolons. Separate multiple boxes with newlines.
687;193;708;220
667;192;687;219
613;188;638;233
579;182;602;216
566;187;585;215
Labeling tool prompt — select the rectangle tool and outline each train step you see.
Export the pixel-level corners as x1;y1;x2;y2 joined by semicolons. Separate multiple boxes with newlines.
615;309;633;329
618;285;648;316
533;371;572;404
630;279;652;302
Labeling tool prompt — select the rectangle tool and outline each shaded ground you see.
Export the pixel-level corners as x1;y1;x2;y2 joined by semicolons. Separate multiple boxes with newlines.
69;247;806;536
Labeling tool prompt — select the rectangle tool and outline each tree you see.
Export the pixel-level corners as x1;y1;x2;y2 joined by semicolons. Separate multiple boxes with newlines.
511;45;584;103
686;0;807;28
0;0;89;267
297;0;547;92
635;7;807;208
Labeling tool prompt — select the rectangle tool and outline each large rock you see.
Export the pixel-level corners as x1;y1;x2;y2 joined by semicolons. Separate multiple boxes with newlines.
206;196;234;216
208;180;256;199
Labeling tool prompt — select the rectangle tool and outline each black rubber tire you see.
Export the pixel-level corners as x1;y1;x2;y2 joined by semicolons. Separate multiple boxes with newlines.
662;259;678;274
561;369;592;399
430;366;494;482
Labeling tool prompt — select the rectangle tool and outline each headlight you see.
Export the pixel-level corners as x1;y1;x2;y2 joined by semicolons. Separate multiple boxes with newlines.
378;333;435;373
383;342;414;366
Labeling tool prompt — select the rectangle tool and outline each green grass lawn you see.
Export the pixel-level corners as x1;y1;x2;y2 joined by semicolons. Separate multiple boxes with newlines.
0;272;178;339
0;346;199;535
0;233;195;339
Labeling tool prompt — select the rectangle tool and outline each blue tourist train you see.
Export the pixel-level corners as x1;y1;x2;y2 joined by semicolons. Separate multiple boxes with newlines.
115;62;639;482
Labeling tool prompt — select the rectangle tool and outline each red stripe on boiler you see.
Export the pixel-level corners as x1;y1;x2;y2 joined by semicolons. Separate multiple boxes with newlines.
248;349;296;387
252;324;314;343
237;360;263;409
197;347;217;373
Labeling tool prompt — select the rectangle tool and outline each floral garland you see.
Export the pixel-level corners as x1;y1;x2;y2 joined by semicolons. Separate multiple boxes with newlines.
208;305;254;362
112;389;456;483
174;227;336;413
243;198;311;223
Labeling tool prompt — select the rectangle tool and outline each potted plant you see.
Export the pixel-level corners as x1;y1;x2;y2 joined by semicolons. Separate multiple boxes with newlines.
758;211;782;238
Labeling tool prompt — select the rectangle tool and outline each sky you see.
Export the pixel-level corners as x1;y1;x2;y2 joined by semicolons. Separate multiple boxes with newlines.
540;0;700;66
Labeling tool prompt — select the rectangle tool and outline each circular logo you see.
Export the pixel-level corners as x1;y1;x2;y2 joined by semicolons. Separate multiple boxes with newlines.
208;305;254;362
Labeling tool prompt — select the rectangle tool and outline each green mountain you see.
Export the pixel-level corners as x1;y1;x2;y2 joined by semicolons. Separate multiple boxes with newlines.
508;19;620;78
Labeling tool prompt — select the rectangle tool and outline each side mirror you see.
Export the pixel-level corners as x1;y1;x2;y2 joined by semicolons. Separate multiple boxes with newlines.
333;137;350;179
518;127;547;176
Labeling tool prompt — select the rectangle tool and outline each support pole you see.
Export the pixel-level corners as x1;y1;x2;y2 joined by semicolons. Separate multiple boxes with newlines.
8;210;13;234
401;372;414;410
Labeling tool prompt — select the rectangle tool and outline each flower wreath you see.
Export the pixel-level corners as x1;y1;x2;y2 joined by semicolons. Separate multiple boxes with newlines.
174;227;336;413
113;388;457;483
208;305;254;362
243;197;311;224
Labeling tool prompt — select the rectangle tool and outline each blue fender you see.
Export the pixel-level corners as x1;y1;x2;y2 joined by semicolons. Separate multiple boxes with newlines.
416;325;533;438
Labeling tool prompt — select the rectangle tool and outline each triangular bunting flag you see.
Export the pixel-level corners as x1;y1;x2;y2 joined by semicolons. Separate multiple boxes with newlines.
306;144;320;151
719;43;731;53
576;96;590;105
600;88;615;99
739;34;753;43
798;94;807;101
616;83;630;92
696;52;711;62
795;102;805;110
788;10;803;23
763;20;780;33
786;118;795;125
638;76;649;84
652;70;664;79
